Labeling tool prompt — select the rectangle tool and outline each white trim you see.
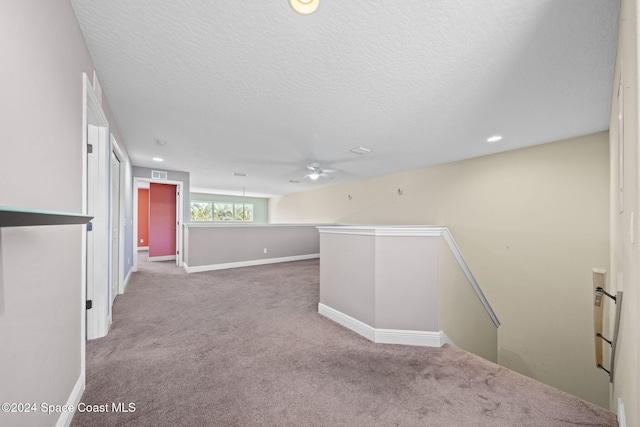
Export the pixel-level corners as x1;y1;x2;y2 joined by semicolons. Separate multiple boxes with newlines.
122;268;133;294
317;225;447;237
440;229;500;327
185;222;332;228
316;225;500;327
318;303;376;341
80;74;88;395
442;332;456;347
149;255;177;262
375;328;443;347
617;398;626;427
318;303;444;347
55;373;84;427
110;134;128;296
137;246;149;251
184;253;320;273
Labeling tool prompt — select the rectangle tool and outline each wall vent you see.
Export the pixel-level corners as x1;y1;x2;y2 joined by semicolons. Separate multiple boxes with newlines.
151;170;168;180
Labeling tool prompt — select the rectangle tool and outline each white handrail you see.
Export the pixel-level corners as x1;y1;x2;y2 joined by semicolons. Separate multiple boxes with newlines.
441;228;500;327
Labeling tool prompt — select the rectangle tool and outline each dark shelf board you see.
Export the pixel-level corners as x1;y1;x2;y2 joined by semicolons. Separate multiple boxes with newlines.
0;206;93;228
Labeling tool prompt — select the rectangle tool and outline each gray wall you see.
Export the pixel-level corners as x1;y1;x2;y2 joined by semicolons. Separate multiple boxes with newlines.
183;224;319;268
0;1;131;426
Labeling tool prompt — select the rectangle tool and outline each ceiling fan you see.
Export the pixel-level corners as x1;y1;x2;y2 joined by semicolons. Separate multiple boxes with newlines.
304;162;336;181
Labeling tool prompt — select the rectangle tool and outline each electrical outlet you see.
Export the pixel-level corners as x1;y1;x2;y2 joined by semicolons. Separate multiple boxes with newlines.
263;248;267;254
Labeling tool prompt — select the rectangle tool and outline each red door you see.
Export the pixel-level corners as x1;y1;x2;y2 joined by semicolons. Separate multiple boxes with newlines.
149;183;176;259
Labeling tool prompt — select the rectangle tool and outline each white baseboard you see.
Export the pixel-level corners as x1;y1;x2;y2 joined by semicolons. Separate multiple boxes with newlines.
318;303;444;347
183;253;320;273
618;398;626;427
55;373;84;427
121;268;133;294
137;246;148;251
442;332;456;347
319;302;376;341
148;255;176;262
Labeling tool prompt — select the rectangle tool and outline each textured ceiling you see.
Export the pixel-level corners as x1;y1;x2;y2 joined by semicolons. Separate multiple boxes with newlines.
70;0;619;197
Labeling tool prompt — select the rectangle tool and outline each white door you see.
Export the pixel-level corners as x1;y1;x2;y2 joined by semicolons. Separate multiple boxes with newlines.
83;73;111;343
86;123;110;338
86;125;97;338
110;150;121;306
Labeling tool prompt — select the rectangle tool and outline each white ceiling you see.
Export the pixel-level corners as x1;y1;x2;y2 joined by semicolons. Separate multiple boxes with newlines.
70;0;620;197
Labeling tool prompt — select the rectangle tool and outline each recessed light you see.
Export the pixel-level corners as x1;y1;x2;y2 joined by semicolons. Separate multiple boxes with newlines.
152;157;164;162
487;136;502;143
232;172;248;177
289;0;319;15
350;146;372;155
155;139;167;145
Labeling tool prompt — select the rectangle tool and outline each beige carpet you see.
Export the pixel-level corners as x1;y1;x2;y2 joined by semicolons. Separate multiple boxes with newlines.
71;255;616;426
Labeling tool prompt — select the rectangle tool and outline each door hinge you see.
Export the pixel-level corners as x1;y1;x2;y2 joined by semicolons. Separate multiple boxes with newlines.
86;222;93;232
86;300;93;310
87;144;93;154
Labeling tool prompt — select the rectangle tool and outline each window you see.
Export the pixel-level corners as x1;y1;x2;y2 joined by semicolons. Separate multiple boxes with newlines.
191;201;254;222
214;203;233;221
191;201;213;221
234;203;253;221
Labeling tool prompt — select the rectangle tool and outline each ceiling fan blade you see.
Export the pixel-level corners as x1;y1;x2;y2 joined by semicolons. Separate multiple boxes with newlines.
320;172;334;179
306;162;320;171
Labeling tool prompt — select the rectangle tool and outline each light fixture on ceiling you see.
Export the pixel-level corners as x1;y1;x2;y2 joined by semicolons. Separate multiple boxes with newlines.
152;157;164;162
487;135;503;143
350;146;372;155
308;172;320;180
289;0;319;15
289;180;300;184
232;172;248;177
155;139;168;145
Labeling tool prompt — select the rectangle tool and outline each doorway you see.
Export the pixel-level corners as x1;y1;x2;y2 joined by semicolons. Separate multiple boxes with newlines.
133;177;184;272
149;182;177;261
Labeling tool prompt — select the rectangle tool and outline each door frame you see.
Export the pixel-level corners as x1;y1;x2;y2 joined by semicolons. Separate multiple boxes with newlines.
133;177;184;272
110;134;127;295
82;73;111;342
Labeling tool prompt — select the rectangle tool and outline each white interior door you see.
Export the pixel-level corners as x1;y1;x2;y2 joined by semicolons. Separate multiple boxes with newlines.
86;122;110;339
86;125;97;338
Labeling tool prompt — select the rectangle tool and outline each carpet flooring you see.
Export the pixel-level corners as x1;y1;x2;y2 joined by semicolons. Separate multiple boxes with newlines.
71;255;616;426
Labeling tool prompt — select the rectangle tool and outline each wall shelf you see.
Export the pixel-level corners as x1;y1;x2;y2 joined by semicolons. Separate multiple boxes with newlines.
0;206;93;228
